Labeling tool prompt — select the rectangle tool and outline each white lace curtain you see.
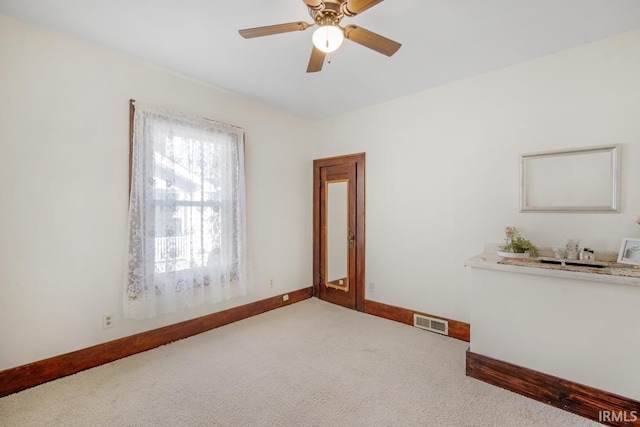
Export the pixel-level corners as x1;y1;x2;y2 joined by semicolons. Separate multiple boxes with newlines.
125;101;247;319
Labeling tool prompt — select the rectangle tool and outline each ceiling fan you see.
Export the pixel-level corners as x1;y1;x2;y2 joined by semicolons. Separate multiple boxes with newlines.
238;0;401;73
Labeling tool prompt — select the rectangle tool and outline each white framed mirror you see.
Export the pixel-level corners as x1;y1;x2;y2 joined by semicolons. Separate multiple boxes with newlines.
520;144;621;212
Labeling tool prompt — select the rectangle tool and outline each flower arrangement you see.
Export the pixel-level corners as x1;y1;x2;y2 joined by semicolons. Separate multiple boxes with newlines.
500;226;539;257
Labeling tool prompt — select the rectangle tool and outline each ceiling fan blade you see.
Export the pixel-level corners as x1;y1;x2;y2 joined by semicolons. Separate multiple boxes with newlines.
343;25;401;56
343;0;384;16
301;0;323;11
239;22;311;39
306;46;326;73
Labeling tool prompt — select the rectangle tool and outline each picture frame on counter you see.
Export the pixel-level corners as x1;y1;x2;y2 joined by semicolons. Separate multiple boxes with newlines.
617;238;640;266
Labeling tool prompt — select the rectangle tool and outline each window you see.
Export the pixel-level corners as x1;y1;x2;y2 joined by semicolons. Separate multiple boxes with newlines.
125;101;247;319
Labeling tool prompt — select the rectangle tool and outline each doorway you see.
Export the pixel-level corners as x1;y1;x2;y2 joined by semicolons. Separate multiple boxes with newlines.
313;153;365;311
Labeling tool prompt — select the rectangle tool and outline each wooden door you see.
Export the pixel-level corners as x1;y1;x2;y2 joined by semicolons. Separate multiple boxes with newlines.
313;153;365;311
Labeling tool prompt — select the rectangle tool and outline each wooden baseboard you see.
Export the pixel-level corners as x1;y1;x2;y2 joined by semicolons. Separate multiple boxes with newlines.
363;299;470;342
0;287;313;397
466;350;640;426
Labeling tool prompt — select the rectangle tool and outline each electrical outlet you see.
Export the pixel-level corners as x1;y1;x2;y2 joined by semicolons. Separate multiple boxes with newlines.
103;314;114;329
369;282;376;292
269;279;274;288
283;294;289;302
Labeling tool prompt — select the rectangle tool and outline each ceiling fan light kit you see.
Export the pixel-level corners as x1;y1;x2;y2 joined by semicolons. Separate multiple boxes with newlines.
238;0;401;73
312;24;344;53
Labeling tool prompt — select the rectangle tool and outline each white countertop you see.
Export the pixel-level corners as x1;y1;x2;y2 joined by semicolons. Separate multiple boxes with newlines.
465;252;640;287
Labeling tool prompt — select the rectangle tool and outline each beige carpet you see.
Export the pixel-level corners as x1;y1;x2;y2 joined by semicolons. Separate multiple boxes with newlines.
0;298;597;426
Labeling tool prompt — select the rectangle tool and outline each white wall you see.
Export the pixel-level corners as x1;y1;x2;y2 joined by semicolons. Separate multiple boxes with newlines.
312;29;640;323
0;15;313;370
470;267;640;400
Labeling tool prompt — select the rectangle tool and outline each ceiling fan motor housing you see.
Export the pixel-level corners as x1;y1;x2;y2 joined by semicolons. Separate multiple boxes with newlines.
309;1;345;25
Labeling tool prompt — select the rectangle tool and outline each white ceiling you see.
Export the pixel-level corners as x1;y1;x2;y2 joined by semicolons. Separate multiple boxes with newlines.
2;0;640;120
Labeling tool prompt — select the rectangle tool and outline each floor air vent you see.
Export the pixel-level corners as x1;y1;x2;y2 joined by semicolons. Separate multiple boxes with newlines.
413;314;449;335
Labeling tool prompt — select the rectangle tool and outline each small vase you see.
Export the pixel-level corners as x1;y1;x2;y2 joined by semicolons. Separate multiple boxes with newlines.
497;250;530;259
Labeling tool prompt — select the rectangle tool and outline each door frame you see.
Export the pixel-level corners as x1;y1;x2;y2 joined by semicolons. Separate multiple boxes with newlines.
313;153;365;312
